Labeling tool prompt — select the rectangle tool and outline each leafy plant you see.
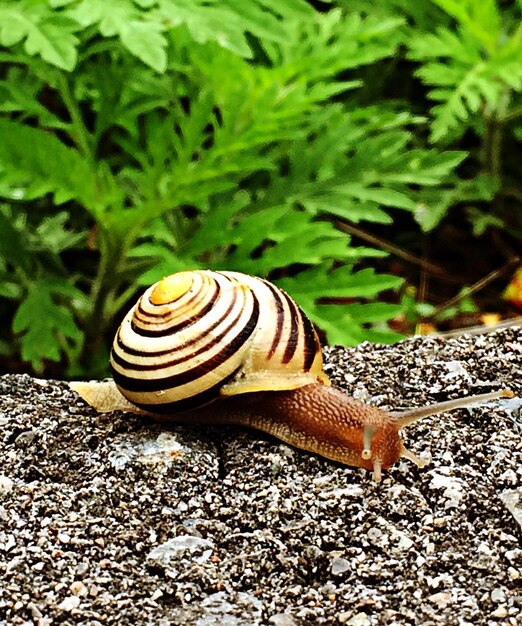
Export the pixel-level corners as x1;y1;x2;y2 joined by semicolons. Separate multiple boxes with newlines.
0;206;87;372
0;0;515;377
406;0;522;232
408;1;522;145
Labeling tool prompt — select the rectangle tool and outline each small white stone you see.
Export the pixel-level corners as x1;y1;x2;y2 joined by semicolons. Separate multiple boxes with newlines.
477;541;492;555
428;591;452;608
147;536;214;566
500;489;522;530
338;611;371;625
331;557;350;575
70;581;88;597
505;549;521;562
429;473;464;503
396;533;414;551
150;589;163;602
491;588;506;603
491;606;508;619
269;613;298;626
57;596;81;611
3;534;16;551
0;475;13;496
27;602;42;619
75;562;89;576
445;361;471;380
367;527;383;543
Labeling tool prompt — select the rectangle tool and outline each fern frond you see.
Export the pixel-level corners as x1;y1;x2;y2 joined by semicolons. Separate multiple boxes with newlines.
0;119;119;217
408;11;522;142
0;0;79;70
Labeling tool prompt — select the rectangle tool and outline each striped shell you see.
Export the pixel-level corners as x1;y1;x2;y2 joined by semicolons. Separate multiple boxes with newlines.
110;270;330;413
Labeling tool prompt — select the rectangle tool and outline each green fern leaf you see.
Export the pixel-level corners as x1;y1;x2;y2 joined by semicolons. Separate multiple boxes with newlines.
0;119;110;216
13;278;83;372
277;266;404;345
0;1;79;70
316;303;404;345
68;0;168;71
408;13;522;142
431;0;501;53
0;210;30;271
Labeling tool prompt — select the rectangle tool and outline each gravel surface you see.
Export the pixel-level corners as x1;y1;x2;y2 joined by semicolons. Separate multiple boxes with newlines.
0;328;521;626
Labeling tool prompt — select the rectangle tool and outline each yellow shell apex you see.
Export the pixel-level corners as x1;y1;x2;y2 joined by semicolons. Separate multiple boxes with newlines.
150;272;194;305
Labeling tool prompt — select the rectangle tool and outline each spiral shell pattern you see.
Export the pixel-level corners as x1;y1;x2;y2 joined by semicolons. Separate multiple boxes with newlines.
110;270;328;413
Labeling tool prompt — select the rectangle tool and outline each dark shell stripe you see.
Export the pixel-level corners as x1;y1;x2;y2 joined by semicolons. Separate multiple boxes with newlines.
131;366;243;414
145;276;208;307
112;283;249;379
261;280;285;360
135;305;173;320
280;289;300;365
301;311;320;372
112;292;245;371
112;292;238;360
112;287;260;395
259;278;315;369
114;272;246;369
131;280;220;336
111;276;259;392
130;287;220;338
133;276;206;320
134;271;211;321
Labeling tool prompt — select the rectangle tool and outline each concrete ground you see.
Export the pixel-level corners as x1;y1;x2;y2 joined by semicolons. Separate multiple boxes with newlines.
0;328;521;625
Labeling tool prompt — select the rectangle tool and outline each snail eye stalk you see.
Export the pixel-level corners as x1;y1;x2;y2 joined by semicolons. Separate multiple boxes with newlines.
400;445;427;468
362;423;374;460
391;389;513;428
372;459;382;483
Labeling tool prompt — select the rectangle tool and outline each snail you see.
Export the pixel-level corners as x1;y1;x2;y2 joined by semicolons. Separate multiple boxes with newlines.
70;270;513;482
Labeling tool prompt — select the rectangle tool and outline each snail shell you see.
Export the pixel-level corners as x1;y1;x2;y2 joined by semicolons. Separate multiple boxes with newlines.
111;270;329;413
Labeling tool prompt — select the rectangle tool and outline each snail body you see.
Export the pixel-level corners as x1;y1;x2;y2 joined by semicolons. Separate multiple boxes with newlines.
173;385;405;480
71;270;513;482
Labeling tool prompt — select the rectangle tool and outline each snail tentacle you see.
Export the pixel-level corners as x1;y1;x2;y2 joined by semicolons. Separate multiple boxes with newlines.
390;389;514;428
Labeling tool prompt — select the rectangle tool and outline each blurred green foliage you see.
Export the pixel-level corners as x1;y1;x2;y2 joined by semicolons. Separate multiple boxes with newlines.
0;0;520;376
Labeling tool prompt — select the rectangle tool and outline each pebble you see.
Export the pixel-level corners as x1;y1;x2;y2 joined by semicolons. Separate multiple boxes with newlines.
338;611;371;625
70;581;88;597
491;606;508;618
490;588;506;603
428;592;452;608
57;596;81;611
147;536;215;566
269;614;298;626
0;474;13;495
331;557;351;575
499;489;522;529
